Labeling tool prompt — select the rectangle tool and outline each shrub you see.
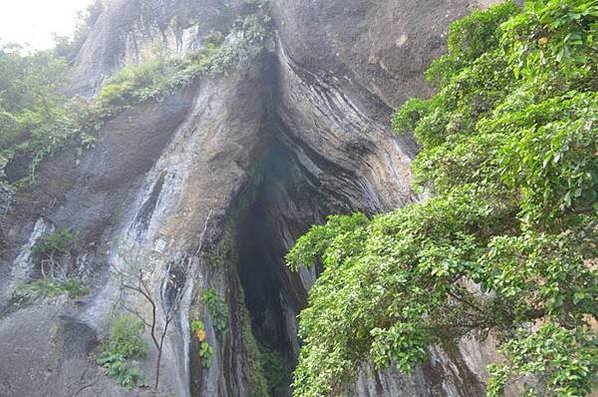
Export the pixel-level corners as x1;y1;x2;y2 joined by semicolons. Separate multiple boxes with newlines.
104;315;147;358
259;347;291;396
98;315;147;388
97;353;145;389
34;228;77;256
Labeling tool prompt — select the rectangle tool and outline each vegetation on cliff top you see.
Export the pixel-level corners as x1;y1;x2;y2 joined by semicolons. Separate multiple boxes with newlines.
0;0;271;193
287;1;597;395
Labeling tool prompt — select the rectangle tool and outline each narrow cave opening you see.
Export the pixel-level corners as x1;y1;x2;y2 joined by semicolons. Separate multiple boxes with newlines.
238;198;292;357
235;143;328;396
237;147;296;396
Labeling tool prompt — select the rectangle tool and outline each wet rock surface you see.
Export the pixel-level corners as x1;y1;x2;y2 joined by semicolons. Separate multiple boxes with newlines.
0;0;502;396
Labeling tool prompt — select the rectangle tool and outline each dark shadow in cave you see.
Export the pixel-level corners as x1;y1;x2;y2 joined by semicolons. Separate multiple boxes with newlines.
235;143;329;395
238;197;292;355
237;145;300;356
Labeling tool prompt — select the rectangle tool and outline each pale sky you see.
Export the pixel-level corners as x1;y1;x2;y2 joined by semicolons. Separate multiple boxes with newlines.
0;0;95;50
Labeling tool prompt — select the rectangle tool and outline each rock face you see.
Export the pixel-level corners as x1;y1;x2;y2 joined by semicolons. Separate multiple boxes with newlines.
0;0;502;396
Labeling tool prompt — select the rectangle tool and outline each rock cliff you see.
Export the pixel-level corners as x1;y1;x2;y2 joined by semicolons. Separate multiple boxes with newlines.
0;0;502;396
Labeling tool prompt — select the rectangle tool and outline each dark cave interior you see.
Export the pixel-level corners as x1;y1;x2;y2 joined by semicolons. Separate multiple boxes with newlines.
235;144;328;395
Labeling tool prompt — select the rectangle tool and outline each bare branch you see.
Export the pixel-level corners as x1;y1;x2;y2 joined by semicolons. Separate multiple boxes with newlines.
108;208;214;391
122;305;152;328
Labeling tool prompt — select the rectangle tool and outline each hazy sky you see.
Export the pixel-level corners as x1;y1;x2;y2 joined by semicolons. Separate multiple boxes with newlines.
0;0;94;50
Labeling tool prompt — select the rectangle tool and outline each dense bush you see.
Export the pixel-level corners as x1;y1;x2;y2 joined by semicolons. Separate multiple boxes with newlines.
34;228;77;256
288;1;597;396
0;47;76;184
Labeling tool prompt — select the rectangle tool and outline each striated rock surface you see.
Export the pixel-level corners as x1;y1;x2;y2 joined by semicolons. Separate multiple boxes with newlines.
0;0;503;396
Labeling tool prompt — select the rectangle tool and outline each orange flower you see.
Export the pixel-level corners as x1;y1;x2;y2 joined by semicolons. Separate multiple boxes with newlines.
196;329;207;342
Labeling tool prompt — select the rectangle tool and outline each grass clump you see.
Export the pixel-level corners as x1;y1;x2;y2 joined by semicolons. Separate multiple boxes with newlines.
13;278;89;300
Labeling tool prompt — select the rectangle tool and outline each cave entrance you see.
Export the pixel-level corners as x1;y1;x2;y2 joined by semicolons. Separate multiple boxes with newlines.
239;197;292;357
235;144;326;396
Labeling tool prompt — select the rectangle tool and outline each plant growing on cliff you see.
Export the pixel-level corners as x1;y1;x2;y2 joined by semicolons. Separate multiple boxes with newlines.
32;228;78;281
204;288;229;336
198;341;213;368
0;2;273;190
11;229;88;303
191;319;213;368
259;346;291;396
242;308;270;397
98;315;147;389
110;214;211;390
96;4;272;108
13;279;89;301
112;260;187;390
287;1;597;396
0;46;76;184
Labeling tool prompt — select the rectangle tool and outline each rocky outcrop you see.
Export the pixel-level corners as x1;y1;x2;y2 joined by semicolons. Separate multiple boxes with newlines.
0;0;503;396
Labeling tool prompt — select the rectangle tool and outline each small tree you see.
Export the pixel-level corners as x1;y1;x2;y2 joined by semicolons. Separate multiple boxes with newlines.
112;211;212;390
112;263;183;390
35;228;77;280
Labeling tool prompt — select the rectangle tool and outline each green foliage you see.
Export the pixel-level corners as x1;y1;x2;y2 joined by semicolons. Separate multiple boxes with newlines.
241;308;269;397
95;7;272;110
259;347;291;396
102;315;148;358
0;47;76;183
13;278;89;300
98;315;147;389
34;228;77;256
487;324;597;396
204;288;229;336
0;3;272;188
53;0;105;61
449;2;520;61
502;0;598;80
97;353;145;389
198;342;213;368
191;319;206;334
286;213;370;271
289;1;598;396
